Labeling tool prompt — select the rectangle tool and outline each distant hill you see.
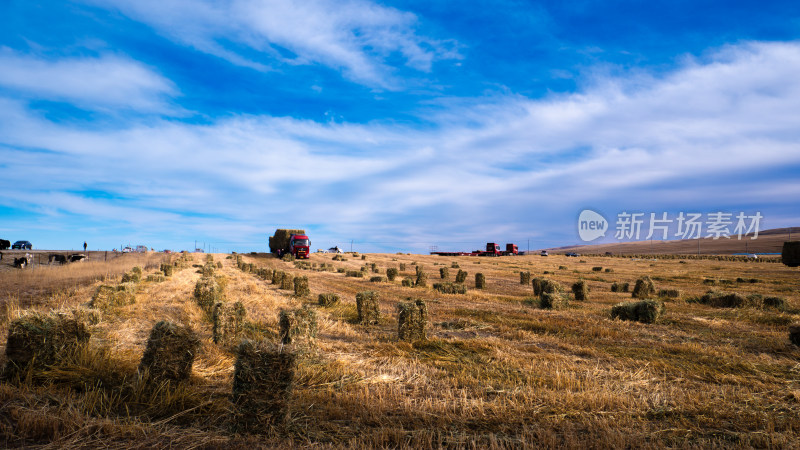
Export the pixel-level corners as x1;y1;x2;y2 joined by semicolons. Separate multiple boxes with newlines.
545;227;800;255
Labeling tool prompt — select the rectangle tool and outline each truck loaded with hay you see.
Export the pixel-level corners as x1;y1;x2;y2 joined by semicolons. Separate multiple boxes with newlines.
269;229;311;259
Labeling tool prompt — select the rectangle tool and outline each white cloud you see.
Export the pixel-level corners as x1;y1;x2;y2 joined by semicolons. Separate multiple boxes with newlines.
81;0;456;89
0;49;178;113
1;41;799;251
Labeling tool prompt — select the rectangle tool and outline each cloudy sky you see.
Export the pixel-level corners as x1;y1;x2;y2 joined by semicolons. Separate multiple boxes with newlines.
1;1;799;253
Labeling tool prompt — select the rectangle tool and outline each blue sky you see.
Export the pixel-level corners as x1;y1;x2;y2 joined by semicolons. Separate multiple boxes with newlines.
1;1;799;253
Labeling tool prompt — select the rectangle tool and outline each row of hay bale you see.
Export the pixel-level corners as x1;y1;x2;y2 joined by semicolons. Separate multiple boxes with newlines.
90;265;163;310
0;312;294;430
526;275;666;323
400;266;485;290
194;272;247;346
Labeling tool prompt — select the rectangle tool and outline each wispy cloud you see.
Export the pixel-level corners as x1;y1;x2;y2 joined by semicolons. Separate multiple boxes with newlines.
80;0;457;89
1;41;799;251
0;49;178;113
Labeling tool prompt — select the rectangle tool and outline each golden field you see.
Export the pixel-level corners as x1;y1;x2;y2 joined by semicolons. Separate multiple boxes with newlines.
0;249;798;448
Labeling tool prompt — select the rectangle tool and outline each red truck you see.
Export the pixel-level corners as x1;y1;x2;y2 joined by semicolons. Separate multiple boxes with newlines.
288;234;310;259
269;229;311;259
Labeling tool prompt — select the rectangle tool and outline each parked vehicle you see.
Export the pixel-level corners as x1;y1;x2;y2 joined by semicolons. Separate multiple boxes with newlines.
540;250;549;256
12;240;32;250
566;252;579;257
430;242;520;257
269;229;310;259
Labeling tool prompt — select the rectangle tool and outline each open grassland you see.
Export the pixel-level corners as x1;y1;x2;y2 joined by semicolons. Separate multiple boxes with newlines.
0;251;798;448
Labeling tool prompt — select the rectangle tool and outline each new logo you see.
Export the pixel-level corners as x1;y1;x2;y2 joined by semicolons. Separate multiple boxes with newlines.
578;209;608;242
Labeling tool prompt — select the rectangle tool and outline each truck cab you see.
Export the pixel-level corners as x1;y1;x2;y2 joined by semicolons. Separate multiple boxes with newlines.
289;234;310;259
505;243;518;255
484;243;502;256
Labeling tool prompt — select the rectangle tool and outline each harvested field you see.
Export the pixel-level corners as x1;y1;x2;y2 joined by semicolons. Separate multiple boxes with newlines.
0;251;799;447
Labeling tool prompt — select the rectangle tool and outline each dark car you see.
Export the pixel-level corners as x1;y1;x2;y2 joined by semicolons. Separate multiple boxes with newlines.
566;252;579;257
12;240;33;249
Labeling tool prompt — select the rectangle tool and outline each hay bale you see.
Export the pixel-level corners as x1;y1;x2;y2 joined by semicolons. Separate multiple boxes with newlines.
90;284;134;309
439;267;449;279
2;312;90;382
699;291;751;308
272;270;285;285
789;325;800;346
402;277;414;287
202;262;215;277
764;296;786;309
71;306;102;327
293;276;309;297
571;280;588;301
356;291;380;324
386;268;399;281
280;275;294;291
117;282;137;293
632;276;656;299
415;270;428;287
369;276;387;283
398;300;427;341
658;289;681;298
279;306;318;345
533;278;561;297
475;273;486;289
213;302;246;346
611;300;664;323
345;270;364;278
433;282;467;294
455;270;467;283
520;271;531;285
782;241;800;267
161;264;174;277
540;292;569;310
231;340;295;431
318;293;340;307
399;263;407;271
146;274;166;283
592;266;603;272
89;284;116;309
138;321;200;383
121;271;140;283
131;266;142;275
194;277;223;314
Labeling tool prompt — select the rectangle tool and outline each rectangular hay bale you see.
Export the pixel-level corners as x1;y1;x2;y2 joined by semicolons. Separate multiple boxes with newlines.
356;291;380;324
138;321;200;383
279;306;318;345
397;299;427;341
2;312;91;382
231;340;295;431
213;302;247;347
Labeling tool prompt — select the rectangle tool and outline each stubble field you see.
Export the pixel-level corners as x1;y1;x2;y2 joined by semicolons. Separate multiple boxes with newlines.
0;250;798;448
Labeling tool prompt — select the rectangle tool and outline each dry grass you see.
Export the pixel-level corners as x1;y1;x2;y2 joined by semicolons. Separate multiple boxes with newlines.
0;251;799;447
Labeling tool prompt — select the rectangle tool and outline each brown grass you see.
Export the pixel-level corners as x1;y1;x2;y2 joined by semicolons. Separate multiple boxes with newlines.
0;251;799;447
